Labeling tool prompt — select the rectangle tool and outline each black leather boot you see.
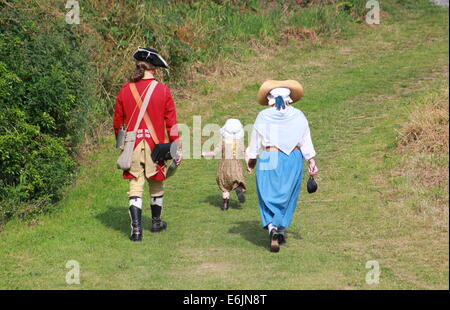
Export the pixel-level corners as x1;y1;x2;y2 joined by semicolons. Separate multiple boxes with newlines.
150;204;167;233
129;205;142;242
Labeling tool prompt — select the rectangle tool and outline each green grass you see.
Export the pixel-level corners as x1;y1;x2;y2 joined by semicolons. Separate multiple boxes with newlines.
0;0;448;289
0;0;373;218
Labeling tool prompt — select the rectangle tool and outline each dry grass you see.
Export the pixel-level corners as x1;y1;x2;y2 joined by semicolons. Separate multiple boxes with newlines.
281;26;318;42
395;86;449;230
399;88;449;153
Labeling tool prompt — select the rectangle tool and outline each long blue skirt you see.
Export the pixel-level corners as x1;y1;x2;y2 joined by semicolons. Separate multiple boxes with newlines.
256;149;304;229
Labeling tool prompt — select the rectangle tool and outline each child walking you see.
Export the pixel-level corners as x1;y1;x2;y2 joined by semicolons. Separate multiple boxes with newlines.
202;119;247;210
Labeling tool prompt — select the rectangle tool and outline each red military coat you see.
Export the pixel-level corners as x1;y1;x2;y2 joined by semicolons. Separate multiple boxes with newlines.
113;78;179;181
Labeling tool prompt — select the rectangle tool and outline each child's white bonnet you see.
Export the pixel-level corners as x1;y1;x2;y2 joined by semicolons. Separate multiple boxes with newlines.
220;118;244;139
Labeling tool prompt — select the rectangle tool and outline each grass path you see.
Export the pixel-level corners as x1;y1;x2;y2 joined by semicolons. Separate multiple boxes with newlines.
0;1;448;289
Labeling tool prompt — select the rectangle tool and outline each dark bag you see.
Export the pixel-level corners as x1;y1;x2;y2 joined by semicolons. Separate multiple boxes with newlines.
307;176;318;194
151;142;177;163
248;158;257;170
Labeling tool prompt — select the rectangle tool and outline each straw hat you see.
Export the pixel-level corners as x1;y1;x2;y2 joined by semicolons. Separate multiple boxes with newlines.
257;80;303;105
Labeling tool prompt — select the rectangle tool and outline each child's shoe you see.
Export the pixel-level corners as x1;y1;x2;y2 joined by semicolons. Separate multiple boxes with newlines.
222;198;230;211
235;186;245;203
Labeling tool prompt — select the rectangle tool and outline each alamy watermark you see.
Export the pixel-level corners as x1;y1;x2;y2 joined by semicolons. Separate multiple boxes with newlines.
365;260;381;285
366;0;380;25
65;0;80;25
65;260;80;285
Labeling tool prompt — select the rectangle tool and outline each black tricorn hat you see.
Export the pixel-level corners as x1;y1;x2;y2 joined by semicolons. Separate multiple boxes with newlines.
133;47;169;69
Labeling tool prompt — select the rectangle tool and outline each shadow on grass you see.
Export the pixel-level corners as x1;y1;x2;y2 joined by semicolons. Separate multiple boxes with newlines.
96;205;129;237
203;194;243;210
228;221;303;250
228;221;267;248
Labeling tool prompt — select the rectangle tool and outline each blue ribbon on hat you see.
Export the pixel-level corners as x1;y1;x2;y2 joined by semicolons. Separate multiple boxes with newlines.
275;96;285;110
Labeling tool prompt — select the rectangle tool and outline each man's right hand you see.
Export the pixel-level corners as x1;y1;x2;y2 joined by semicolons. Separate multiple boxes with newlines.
175;151;182;166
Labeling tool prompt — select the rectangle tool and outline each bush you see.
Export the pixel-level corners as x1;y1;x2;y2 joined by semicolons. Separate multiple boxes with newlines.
0;1;92;222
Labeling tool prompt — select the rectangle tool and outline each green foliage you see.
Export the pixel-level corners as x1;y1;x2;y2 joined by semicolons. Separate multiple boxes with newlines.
0;0;365;224
336;0;370;20
289;4;354;35
81;0;361;101
0;1;92;222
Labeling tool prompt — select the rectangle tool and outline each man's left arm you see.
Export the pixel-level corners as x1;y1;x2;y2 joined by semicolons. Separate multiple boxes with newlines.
164;87;179;143
164;87;182;165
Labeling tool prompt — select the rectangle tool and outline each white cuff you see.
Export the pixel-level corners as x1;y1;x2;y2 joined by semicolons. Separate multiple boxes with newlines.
245;147;258;159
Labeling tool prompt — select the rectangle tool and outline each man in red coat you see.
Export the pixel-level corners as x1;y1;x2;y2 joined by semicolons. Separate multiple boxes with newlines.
113;47;180;241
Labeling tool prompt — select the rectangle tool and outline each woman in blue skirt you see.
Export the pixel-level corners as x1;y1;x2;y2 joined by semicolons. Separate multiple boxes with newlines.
245;80;318;253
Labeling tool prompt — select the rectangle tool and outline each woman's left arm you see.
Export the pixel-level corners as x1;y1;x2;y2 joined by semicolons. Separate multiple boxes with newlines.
300;120;318;176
